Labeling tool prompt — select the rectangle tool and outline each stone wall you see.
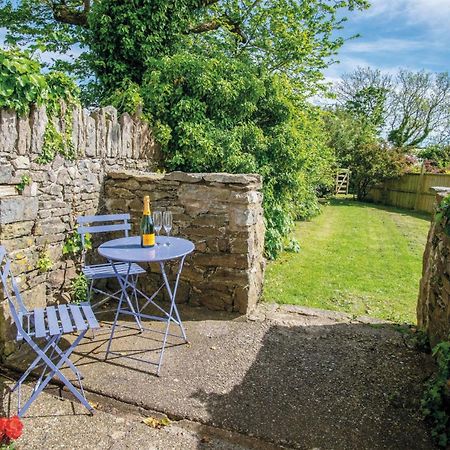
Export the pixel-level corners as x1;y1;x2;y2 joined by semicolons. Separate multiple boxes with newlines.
104;170;265;314
418;187;450;346
0;105;159;355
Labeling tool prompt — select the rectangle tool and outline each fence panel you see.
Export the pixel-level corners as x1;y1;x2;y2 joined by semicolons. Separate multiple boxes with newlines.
367;173;450;213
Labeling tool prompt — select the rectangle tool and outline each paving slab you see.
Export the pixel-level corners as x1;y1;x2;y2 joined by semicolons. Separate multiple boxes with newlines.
4;304;436;450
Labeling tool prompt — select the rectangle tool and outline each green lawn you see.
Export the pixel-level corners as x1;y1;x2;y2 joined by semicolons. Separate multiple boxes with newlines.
264;198;431;323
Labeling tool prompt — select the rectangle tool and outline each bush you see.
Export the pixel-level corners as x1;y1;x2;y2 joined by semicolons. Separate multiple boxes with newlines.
325;109;406;200
138;52;334;258
422;342;450;447
348;141;406;200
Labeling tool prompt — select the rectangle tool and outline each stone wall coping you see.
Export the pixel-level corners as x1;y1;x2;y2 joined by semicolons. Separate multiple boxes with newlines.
108;170;263;187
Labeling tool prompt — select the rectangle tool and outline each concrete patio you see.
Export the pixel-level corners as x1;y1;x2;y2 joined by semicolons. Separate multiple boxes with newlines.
1;304;436;449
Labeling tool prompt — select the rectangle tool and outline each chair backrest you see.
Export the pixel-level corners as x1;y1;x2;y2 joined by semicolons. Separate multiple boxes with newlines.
77;213;132;247
0;246;29;335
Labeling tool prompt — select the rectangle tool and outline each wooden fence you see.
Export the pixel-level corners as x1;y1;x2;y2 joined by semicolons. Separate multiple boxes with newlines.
367;172;450;213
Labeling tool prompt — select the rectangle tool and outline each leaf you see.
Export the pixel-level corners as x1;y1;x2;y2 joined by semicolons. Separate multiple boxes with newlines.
142;416;171;429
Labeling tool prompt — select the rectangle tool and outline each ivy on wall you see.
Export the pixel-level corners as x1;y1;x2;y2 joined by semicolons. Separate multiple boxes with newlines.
0;48;79;163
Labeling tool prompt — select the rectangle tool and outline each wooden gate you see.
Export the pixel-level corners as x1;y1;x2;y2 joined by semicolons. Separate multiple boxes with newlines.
335;169;350;195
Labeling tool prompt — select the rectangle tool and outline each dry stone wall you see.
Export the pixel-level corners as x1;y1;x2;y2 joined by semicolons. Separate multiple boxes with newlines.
418;188;450;346
0;105;159;355
104;171;266;314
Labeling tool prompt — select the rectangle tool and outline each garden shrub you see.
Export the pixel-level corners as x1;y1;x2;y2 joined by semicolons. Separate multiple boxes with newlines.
139;52;334;258
0;47;80;163
422;342;450;447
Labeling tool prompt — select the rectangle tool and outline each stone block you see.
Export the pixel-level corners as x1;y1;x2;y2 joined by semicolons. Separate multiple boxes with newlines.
0;196;38;224
12;156;30;170
17;114;31;155
85;113;96;157
0;164;13;184
0;186;17;198
30;106;48;155
0;220;34;239
203;173;262;186
0;109;17;154
165;172;203;183
120;113;133;158
194;253;249;270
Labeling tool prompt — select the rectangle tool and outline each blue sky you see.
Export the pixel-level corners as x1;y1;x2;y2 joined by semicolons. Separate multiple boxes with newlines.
326;0;450;82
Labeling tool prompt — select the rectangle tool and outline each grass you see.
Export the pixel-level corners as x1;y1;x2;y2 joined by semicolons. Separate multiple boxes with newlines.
264;198;431;323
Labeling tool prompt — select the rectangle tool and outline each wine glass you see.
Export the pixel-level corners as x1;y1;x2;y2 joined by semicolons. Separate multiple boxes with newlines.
163;211;172;246
153;211;162;245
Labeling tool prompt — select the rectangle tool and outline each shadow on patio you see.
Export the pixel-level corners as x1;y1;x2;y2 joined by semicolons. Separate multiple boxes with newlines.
3;305;435;449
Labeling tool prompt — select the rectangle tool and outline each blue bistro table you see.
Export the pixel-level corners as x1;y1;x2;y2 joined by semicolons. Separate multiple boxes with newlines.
98;236;195;375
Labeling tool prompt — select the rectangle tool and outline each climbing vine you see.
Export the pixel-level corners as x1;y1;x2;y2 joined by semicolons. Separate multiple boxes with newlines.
15;174;31;194
422;341;450;447
435;196;450;236
0;48;79;164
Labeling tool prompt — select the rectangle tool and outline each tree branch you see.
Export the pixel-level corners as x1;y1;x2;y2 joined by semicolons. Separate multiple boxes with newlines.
188;14;247;42
52;2;89;27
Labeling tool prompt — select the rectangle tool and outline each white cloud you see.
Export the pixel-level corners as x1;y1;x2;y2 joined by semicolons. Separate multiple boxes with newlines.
364;0;450;35
344;38;426;54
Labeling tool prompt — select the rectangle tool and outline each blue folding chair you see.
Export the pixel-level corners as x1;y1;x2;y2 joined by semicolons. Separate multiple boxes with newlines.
77;214;145;329
0;246;99;417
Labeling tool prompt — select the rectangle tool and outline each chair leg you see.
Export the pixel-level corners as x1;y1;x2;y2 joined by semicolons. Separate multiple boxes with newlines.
12;336;59;393
18;330;93;417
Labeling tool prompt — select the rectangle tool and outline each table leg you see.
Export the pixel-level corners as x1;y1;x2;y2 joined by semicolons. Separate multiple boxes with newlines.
156;256;188;376
105;261;143;360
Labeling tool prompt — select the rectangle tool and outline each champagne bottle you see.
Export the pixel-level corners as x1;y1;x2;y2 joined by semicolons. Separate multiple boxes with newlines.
140;195;155;247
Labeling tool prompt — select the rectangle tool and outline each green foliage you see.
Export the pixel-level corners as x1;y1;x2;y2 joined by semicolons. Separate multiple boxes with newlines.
435;196;450;236
139;52;334;258
285;238;301;254
36;249;52;273
0;48;47;115
0;48;79;164
345;86;388;131
325;109;406;200
70;273;89;304
422;342;450;447
62;231;91;256
88;0;369;98
337;67;450;149
103;81;143;116
347;141;406;201
15;174;31;194
418;145;450;169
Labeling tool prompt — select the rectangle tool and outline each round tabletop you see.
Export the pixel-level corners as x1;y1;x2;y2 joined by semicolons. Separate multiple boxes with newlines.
98;236;195;263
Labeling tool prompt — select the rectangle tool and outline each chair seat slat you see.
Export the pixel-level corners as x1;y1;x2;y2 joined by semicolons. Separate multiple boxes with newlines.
68;305;88;332
57;304;74;333
81;304;100;329
33;308;47;338
78;223;131;235
83;262;145;279
45;306;61;336
77;214;130;224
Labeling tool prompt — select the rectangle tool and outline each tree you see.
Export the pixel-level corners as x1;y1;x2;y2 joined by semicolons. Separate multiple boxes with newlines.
336;67;392;130
1;0;369;99
335;67;450;148
324;108;405;200
0;0;369;258
388;70;450;148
